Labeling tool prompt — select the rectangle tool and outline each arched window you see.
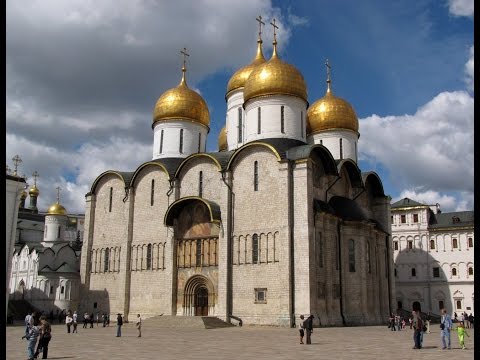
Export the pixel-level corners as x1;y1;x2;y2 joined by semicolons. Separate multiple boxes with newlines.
468;237;473;247
179;129;184;153
104;248;110;272
146;244;152;270
57;226;61;239
468;267;473;276
430;239;435;250
198;132;201;153
109;187;113;212
160;129;164;153
252;234;259;264
238;108;243;143
199;171;203;197
456;300;462;310
411;268;416;277
348;239;355;272
280;106;285;133
150;179;155;206
316;232;323;268
339;138;343;159
452;268;457;276
452;238;458;248
257;107;261;134
196;239;202;266
300;111;303;137
253;161;259;191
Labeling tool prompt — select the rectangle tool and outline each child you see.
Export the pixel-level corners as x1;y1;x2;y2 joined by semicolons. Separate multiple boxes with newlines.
298;315;305;344
453;322;470;349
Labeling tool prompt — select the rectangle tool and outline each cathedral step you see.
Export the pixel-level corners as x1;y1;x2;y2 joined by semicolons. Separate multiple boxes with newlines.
142;315;235;329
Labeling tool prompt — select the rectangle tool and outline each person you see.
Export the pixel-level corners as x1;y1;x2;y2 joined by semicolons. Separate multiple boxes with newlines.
440;308;453;350
96;313;99;327
72;311;78;333
425;312;431;333
90;312;94;328
116;313;123;337
388;313;395;331
23;311;32;339
26;316;40;360
136;314;142;337
298;315;305;344
83;313;89;328
303;314;314;345
454;312;458;323
65;312;73;334
102;313;107;327
34;315;52;359
412;310;423;349
468;313;474;328
408;316;413;329
452;321;470;350
107;314;110;326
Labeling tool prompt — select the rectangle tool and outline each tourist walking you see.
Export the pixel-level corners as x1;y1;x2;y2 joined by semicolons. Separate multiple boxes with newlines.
23;311;32;339
90;312;95;328
440;308;453;349
72;311;78;333
298;315;305;343
65;313;73;334
34;315;52;359
453;322;470;349
303;315;314;345
25;316;40;360
136;314;142;337
425;312;431;333
83;313;89;328
116;313;123;337
412;310;423;349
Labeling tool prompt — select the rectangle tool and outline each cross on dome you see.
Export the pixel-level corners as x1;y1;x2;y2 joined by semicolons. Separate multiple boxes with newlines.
12;154;22;176
32;170;39;186
56;186;62;203
325;59;332;93
256;15;265;41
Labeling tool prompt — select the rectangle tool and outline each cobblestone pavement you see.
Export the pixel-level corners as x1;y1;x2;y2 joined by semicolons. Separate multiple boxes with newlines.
6;322;474;360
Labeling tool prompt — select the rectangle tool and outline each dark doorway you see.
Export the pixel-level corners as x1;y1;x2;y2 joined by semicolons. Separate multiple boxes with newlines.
412;301;421;312
195;287;208;316
397;301;403;310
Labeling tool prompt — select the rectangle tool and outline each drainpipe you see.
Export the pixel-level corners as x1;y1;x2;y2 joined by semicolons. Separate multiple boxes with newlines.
221;171;234;324
385;234;393;315
288;161;295;327
337;220;346;326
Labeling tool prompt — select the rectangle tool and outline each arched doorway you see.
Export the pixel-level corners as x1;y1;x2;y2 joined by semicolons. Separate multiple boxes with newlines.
412;301;421;312
195;287;209;316
17;280;26;300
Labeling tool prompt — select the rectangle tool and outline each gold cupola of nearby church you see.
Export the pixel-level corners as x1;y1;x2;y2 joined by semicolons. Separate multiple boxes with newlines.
243;19;308;105
226;16;267;98
307;60;358;134
218;126;227;151
153;48;210;128
47;186;67;216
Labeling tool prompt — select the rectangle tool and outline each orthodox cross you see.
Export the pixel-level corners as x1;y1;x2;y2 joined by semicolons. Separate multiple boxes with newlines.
56;186;62;203
32;170;39;186
270;18;279;42
325;59;332;82
12;154;22;176
256;15;265;40
180;47;189;70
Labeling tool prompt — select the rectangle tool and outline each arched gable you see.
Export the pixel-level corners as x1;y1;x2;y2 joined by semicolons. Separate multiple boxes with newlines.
175;153;222;178
164;196;221;226
89;170;133;195
226;142;281;171
337;159;363;188
362;171;386;197
287;144;338;176
130;161;171;188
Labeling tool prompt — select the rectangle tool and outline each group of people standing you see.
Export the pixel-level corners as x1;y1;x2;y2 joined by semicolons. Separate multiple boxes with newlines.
297;315;315;344
23;311;52;359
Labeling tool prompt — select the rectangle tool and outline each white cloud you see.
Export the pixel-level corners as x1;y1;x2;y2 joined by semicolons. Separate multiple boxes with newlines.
465;45;474;92
392;189;471;212
448;0;474;17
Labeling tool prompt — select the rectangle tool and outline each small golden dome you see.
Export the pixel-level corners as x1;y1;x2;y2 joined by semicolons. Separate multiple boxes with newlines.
244;43;307;105
21;189;28;199
218;126;227;151
29;185;40;196
307;83;358;134
153;69;210;128
226;39;266;98
47;202;67;216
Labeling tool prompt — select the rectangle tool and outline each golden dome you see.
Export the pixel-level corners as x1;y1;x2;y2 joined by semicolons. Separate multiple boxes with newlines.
152;69;210;128
47;202;67;216
21;189;28;199
226;39;266;98
307;83;358;134
243;43;307;105
29;184;40;196
218;126;227;151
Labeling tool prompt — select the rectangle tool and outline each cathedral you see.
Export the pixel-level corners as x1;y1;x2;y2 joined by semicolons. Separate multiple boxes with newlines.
80;18;394;327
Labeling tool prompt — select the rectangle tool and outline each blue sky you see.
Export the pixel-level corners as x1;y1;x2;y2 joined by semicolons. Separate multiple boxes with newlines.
6;0;474;214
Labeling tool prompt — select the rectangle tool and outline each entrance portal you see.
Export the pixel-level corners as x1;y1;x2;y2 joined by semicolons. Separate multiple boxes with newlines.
195;287;209;316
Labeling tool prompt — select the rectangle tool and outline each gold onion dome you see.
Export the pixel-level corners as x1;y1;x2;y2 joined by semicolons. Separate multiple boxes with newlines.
21;189;28;199
307;77;358;134
243;41;307;105
226;39;266;98
29;184;40;196
47;202;67;216
152;64;210;128
218;126;227;151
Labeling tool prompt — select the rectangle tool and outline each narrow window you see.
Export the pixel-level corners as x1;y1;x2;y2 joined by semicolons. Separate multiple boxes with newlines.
430;239;435;249
300;111;303;137
334;236;339;270
61;286;64;294
413;214;419;223
355;142;357;160
146;244;152;270
45;226;47;238
280;106;285;133
433;267;440;278
179;129;184;153
452;268;457;276
438;300;444;311
391;215;394;224
199;171;203;197
198;132;201;153
150;179;155;206
316;232;323;268
393;241;398;250
238;108;243;143
57;226;61;239
159;130;164;153
109;187;113;212
408;240;413;249
348;239;355;272
394;268;397;277
196;239;202;266
367;242;371;273
50;286;53;295
320;139;323;145
468;238;473;247
255;288;267;303
339;138;343;159
456;300;462;310
257;107;261;134
104;248;110;272
468;267;473;275
252;234;259;264
253;161;258;191
452;238;458;248
411;268;416;277
401;215;406;223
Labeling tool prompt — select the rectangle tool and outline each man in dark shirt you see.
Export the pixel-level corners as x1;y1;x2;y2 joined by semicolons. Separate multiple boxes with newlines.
303;315;314;344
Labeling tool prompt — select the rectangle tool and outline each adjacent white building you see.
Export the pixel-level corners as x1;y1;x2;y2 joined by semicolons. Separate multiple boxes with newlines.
391;198;474;316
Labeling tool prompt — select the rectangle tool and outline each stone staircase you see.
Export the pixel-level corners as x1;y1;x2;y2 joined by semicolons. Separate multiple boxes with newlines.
143;315;235;329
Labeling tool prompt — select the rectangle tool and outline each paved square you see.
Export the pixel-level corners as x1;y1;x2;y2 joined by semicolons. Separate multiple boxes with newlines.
6;321;474;360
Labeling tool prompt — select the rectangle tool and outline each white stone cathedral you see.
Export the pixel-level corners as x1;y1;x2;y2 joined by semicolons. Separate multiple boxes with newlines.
79;18;394;327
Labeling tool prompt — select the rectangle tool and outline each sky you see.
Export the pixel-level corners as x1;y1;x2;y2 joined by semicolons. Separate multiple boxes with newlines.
6;0;474;215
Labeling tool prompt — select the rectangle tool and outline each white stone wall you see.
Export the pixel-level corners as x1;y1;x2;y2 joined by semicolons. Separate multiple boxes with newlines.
308;129;359;163
226;89;245;150
43;215;68;245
